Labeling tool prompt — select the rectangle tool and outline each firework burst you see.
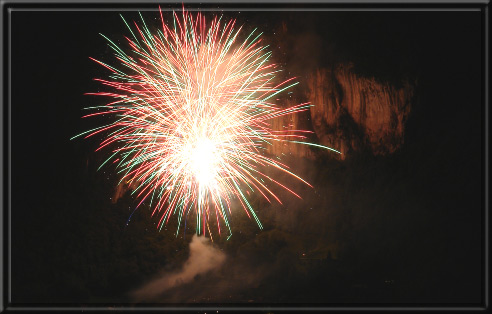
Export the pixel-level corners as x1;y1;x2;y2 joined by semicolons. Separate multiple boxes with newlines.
73;8;339;237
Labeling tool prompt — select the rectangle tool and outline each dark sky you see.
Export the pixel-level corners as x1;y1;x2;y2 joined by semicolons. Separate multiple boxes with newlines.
8;5;483;308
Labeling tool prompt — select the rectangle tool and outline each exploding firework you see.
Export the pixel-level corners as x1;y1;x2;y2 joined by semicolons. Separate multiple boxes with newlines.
73;8;339;237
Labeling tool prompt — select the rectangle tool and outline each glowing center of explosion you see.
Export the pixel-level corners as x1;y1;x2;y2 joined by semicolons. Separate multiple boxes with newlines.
190;137;218;186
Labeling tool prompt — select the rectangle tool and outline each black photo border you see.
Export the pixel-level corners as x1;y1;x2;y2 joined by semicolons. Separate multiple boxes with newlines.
1;0;489;312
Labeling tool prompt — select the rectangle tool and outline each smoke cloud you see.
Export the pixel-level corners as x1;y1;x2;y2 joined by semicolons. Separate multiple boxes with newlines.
131;235;226;302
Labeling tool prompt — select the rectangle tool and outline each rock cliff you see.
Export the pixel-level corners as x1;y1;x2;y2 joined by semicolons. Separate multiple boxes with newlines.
268;63;414;160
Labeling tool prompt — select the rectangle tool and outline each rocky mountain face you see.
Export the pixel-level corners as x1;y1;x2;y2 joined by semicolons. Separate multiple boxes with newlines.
268;63;414;160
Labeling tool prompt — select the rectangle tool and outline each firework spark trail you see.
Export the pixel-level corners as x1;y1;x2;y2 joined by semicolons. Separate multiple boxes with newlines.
73;8;340;237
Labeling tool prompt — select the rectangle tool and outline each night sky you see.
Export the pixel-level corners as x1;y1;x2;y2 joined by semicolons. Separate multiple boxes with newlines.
8;4;484;308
